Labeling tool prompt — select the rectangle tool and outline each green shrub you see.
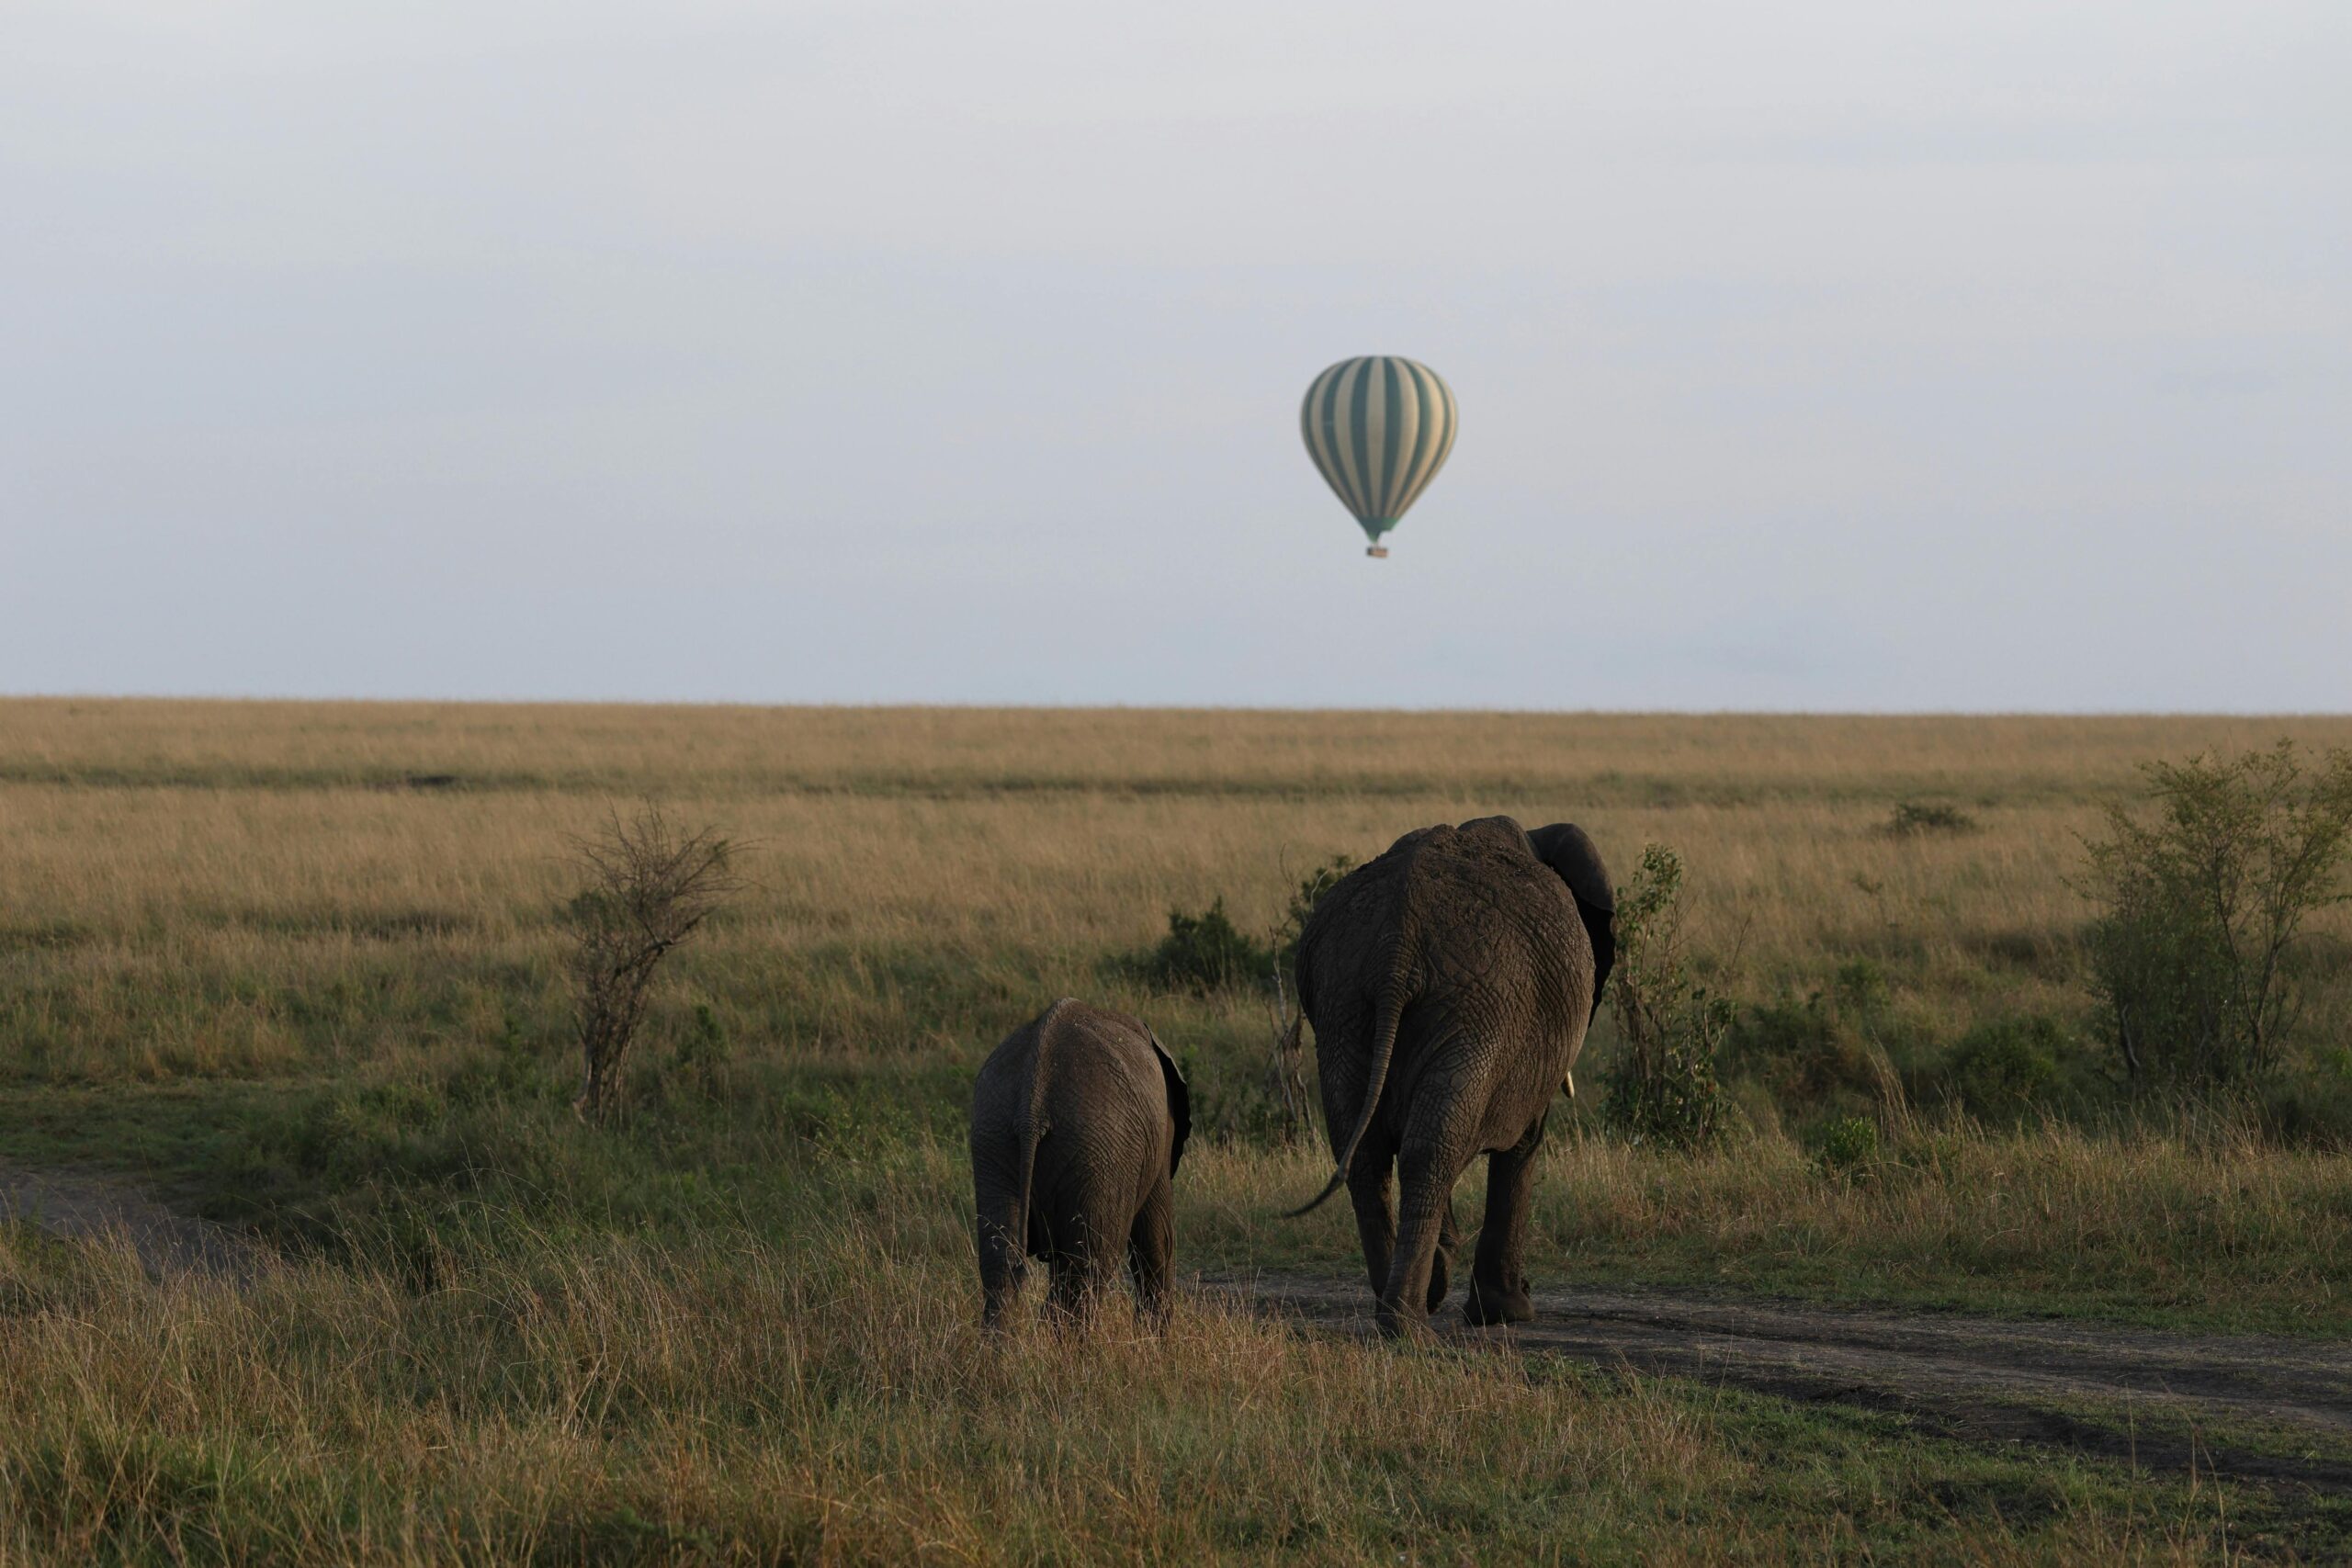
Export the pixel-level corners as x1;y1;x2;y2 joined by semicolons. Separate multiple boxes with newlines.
1726;992;1884;1110
1601;844;1733;1151
1604;1036;1728;1152
442;1010;550;1111
1148;898;1272;993
1831;958;1892;1015
1816;1115;1880;1173
1148;853;1354;999
669;1002;734;1095
1883;801;1979;837
2081;741;2352;1086
1722;955;1930;1134
2255;1072;2352;1150
1939;1016;2066;1119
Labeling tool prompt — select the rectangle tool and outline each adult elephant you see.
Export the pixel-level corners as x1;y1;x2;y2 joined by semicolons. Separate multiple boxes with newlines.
1290;816;1613;1337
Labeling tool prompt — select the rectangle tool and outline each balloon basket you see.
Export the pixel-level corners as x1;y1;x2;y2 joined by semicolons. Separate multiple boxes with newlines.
1365;546;1389;558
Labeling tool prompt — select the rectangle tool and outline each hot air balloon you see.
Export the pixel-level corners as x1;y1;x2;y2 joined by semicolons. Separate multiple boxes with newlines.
1299;355;1457;558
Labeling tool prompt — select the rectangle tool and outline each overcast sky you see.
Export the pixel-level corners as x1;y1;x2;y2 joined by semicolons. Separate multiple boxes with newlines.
3;2;2346;710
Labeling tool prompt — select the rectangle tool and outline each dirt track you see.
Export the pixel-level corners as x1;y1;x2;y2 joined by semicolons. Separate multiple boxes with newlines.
0;1159;254;1280
1208;1271;2352;1489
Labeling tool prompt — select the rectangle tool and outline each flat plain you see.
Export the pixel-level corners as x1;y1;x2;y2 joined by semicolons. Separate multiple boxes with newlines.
6;699;2352;1563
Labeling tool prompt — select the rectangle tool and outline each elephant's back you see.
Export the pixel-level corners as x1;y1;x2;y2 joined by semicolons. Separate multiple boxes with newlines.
1037;998;1159;1078
1297;817;1588;1005
1295;829;1430;1003
971;1007;1046;1156
1422;818;1576;919
1299;823;1448;942
1373;817;1574;934
1035;1000;1167;1122
972;1001;1056;1101
1401;818;1590;1014
975;999;1166;1159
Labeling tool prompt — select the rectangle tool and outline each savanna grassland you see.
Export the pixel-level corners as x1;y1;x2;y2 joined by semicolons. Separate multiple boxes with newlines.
6;699;2352;1564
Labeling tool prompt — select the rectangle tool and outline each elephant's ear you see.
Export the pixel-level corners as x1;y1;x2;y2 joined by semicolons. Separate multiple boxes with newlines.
1526;823;1616;1021
1148;1032;1193;1178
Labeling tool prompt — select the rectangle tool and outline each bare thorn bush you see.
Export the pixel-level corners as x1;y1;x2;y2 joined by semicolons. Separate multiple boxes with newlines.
1263;989;1313;1144
564;803;746;1121
1263;852;1353;1144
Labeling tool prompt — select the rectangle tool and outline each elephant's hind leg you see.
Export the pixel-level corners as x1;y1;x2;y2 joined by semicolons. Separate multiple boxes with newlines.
1381;1077;1487;1339
1378;1139;1463;1340
972;1136;1033;1327
1427;1196;1459;1315
1464;1114;1545;1326
1126;1177;1175;1326
1044;1195;1125;1325
1344;1130;1399;1303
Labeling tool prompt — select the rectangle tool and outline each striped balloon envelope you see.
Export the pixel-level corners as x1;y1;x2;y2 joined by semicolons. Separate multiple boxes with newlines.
1299;355;1458;558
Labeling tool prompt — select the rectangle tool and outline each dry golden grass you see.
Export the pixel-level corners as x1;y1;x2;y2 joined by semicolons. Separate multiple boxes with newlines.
6;699;2350;1088
6;700;2352;1561
9;699;2348;798
0;1146;2290;1565
1192;1128;2352;1335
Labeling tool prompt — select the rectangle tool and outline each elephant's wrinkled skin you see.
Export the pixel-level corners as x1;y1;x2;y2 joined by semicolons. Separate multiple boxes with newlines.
970;998;1191;1326
1292;817;1613;1337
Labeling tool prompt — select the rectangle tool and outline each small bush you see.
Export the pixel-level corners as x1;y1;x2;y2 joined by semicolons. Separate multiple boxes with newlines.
660;1003;735;1102
1725;959;1923;1136
2255;1073;2352;1150
1601;844;1733;1151
1148;898;1272;993
1884;801;1980;837
2082;741;2352;1087
1816;1115;1880;1174
1148;853;1352;1000
1939;1016;2066;1119
1274;854;1356;978
1727;992;1884;1109
443;1010;549;1111
1261;854;1355;1140
1830;958;1892;1016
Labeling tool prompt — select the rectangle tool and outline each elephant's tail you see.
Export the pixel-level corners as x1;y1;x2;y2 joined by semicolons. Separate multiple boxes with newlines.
979;1014;1064;1324
1010;1019;1058;1253
1284;960;1410;1218
978;1112;1044;1328
1014;1113;1045;1247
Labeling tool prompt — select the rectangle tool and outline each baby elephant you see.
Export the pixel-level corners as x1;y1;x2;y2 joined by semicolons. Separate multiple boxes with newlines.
970;998;1191;1326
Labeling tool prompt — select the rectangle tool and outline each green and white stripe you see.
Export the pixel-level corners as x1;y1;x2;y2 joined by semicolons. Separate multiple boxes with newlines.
1299;355;1458;543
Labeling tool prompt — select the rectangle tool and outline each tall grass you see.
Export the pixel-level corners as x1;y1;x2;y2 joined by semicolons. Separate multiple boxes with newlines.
0;1142;2291;1564
7;702;2350;1092
6;701;2352;1558
1188;1119;2352;1334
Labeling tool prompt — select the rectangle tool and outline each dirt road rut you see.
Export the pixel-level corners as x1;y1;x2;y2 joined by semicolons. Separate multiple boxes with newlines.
0;1159;254;1280
1210;1272;2352;1489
